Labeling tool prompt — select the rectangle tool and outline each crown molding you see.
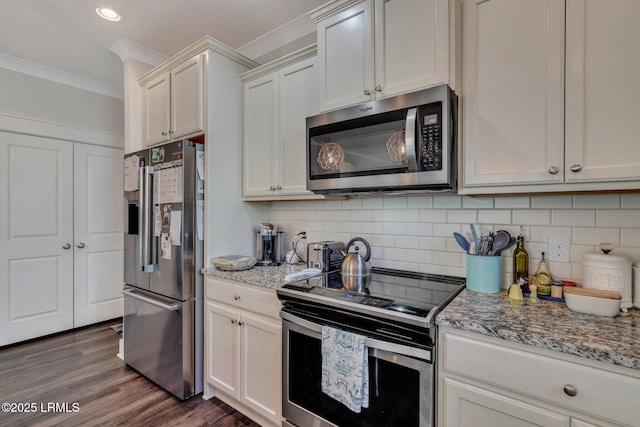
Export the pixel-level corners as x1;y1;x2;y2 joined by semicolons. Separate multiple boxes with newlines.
240;44;316;82
0;52;123;100
110;38;168;66
138;35;261;86
309;0;364;23
238;13;316;61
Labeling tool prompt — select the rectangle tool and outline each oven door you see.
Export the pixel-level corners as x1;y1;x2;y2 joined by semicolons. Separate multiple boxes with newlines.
282;312;433;427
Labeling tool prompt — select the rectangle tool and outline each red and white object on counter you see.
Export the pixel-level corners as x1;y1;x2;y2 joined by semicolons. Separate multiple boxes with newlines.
582;248;632;312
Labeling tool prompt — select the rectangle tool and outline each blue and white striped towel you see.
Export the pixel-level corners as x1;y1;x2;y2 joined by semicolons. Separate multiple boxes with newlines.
321;325;369;413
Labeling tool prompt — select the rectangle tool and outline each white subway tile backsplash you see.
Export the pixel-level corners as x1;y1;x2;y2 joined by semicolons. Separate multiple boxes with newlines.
433;195;462;208
407;196;433;208
420;236;447;251
395;235;420;249
446;209;477;224
494;197;530;209
384;196;407;209
271;193;640;281
552;210;595;227
512;210;551;225
597;210;640;228
395;209;420;222
420;209;447;223
622;194;640;208
362;197;384;209
531;196;573;208
573;194;621;209
478;209;511;225
572;228;620;246
462;197;493;209
407;222;433;236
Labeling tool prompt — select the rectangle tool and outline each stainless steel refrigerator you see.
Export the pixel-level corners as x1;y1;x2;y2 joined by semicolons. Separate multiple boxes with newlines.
122;140;204;400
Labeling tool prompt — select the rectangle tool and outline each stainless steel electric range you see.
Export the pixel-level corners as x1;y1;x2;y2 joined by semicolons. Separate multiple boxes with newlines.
276;267;465;427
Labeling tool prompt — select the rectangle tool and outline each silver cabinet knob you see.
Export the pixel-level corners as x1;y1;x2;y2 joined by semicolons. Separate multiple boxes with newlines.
275;185;282;191
238;321;243;326
77;242;85;249
230;319;236;324
548;166;560;175
234;295;240;301
269;186;275;191
570;164;582;173
363;88;371;95
161;131;168;136
62;243;71;250
563;384;577;397
375;84;382;92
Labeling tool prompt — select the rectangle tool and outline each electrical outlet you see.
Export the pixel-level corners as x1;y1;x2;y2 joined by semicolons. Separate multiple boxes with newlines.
548;236;570;262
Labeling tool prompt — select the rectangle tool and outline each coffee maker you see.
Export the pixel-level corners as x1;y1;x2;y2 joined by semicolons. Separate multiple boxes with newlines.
256;223;283;266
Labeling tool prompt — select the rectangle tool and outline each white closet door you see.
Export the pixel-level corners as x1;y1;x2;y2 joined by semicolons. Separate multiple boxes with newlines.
73;144;124;327
0;132;74;346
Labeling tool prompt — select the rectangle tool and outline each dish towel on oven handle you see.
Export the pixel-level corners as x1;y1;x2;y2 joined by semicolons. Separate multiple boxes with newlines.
321;325;369;413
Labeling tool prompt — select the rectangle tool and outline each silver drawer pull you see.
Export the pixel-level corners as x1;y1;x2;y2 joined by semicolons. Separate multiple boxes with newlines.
122;289;180;311
234;295;241;301
548;166;559;175
563;384;577;397
570;164;582;173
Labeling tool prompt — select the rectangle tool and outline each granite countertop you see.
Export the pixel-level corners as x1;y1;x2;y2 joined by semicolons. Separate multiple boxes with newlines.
202;263;307;290
436;289;640;371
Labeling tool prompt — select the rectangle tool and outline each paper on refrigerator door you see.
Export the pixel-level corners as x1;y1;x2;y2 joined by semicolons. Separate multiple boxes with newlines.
196;151;205;181
169;210;181;246
196;200;204;241
154;206;162;237
157;166;183;204
124;156;139;191
161;233;171;260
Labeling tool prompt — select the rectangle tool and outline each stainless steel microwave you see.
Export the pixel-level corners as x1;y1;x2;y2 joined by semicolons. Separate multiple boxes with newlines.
306;84;457;194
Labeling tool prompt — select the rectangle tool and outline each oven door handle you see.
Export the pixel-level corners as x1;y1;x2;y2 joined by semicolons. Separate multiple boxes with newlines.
281;311;431;362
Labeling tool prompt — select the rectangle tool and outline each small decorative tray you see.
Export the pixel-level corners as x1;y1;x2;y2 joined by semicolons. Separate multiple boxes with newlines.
210;255;256;271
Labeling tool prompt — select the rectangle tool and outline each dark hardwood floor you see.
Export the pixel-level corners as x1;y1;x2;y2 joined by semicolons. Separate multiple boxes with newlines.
0;321;261;427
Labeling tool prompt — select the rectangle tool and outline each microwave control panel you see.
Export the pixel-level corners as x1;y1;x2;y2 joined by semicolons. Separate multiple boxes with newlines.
418;104;442;171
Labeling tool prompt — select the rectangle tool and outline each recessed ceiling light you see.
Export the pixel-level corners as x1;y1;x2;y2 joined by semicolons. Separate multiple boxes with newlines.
96;7;122;22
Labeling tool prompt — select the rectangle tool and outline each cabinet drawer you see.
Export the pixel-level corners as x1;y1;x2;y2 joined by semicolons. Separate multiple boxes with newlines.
206;278;280;319
443;332;640;426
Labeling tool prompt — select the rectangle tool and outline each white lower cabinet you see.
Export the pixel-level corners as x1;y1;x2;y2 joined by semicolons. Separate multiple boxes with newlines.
438;328;640;427
204;277;282;427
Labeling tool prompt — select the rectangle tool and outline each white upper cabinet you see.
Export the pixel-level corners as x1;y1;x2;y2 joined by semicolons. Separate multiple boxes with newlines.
313;0;451;111
564;0;640;184
242;47;323;200
462;0;640;194
143;54;203;146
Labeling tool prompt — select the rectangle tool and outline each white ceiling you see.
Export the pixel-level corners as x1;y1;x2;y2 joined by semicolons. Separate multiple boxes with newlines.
0;0;327;95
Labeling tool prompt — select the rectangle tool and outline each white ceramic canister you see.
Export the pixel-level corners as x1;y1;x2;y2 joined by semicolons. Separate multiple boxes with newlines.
582;252;632;310
634;262;640;309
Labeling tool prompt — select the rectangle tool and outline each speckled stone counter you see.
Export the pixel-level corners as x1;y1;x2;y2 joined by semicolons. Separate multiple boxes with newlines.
436;289;640;371
202;263;307;290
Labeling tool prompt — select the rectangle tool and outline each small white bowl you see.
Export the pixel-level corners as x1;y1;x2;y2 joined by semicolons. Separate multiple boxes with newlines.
564;292;621;317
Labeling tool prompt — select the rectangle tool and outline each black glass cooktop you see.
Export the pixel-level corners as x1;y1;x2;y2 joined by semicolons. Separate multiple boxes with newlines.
277;267;465;325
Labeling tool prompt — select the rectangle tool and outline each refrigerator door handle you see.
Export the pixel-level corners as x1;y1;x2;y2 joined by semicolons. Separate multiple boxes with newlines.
122;289;180;311
143;166;157;272
137;165;145;272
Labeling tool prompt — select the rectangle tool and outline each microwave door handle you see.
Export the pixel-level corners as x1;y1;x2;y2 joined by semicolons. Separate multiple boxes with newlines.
143;166;157;272
405;107;419;172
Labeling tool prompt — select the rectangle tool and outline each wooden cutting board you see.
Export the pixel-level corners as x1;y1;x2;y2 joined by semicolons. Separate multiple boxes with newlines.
563;287;622;299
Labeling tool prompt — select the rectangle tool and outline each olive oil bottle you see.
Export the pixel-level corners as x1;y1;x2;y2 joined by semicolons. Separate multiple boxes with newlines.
513;229;529;284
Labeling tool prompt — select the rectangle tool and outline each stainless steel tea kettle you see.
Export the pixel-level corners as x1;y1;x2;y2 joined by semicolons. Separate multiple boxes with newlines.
341;238;372;292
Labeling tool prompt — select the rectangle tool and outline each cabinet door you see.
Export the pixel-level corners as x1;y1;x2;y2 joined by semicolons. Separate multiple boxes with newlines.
443;378;570;427
0;133;74;346
279;58;318;196
206;301;240;398
462;0;565;187
565;0;640;183
240;313;281;425
144;73;171;146
73;144;124;328
374;0;448;98
317;0;374;111
243;73;278;197
171;54;204;140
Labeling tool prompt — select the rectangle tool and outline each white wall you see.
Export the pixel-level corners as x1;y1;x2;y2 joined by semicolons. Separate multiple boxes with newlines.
0;67;124;142
271;193;640;287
